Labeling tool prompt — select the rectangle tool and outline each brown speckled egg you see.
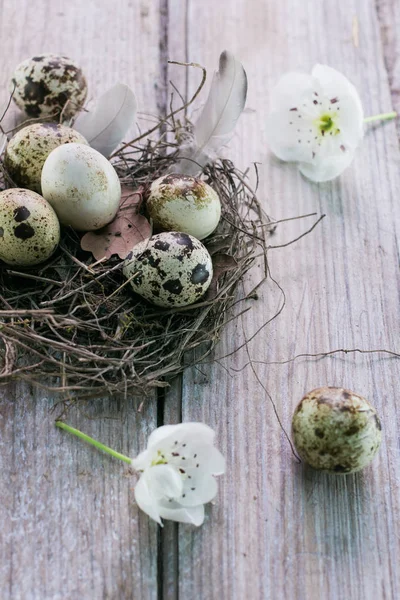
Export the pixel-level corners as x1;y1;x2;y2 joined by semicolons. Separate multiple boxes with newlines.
292;387;382;474
146;174;221;240
0;188;60;266
123;231;213;307
11;54;87;118
5;123;88;193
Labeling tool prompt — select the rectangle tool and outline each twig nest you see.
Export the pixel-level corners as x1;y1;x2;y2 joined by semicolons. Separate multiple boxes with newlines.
4;123;88;193
0;188;60;266
11;54;87;118
146;174;221;240
41;143;121;231
292;387;382;473
123;231;213;307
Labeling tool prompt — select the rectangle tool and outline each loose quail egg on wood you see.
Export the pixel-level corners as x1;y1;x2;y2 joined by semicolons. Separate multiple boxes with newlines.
0;188;60;266
292;386;382;474
123;231;213;307
41;143;121;231
5;123;88;193
146;174;221;240
11;54;87;118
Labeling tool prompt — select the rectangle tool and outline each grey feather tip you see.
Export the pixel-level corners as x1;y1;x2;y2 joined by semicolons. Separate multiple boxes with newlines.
219;50;248;108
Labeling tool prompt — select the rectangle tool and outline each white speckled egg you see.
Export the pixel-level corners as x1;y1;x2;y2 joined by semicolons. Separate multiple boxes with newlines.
0;188;60;266
146;174;221;240
11;54;87;118
41;143;121;231
5;123;88;193
123;231;213;307
292;387;382;474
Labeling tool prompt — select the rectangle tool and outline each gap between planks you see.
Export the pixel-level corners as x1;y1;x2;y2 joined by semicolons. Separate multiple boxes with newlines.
157;1;185;598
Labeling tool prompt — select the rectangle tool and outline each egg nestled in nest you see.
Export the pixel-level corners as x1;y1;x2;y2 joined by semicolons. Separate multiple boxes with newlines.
11;54;87;118
292;386;382;473
123;231;213;307
146;174;221;240
41;143;121;231
0;188;60;266
5;123;88;193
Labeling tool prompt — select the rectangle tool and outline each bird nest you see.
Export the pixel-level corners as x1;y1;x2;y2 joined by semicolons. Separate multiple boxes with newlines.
0;67;321;404
0;121;277;403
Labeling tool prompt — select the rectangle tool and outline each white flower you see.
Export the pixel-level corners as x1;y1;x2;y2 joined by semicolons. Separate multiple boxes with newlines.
266;64;364;182
132;422;225;526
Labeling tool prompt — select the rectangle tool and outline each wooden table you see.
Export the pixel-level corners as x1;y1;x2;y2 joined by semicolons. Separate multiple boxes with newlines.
1;1;400;598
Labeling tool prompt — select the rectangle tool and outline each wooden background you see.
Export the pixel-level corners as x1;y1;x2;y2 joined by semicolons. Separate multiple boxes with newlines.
0;0;400;598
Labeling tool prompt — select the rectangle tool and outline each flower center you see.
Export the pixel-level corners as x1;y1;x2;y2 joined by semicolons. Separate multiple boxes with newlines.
316;113;340;136
151;450;168;466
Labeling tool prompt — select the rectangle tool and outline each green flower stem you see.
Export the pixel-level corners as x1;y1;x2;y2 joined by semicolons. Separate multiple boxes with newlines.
56;421;132;464
364;111;397;124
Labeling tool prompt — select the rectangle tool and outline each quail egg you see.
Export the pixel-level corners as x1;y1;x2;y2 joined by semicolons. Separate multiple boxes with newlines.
146;174;221;240
41;143;121;231
5;123;88;193
0;188;60;266
11;54;87;118
292;386;382;474
123;231;213;307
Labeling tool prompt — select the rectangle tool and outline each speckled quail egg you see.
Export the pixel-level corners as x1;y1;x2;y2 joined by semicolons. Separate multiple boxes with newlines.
11;54;87;118
41;143;121;231
123;231;213;307
4;123;88;194
292;386;382;474
0;188;60;266
146;174;221;240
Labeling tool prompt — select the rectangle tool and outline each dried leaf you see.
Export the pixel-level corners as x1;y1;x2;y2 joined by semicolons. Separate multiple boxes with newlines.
81;187;151;260
207;253;238;299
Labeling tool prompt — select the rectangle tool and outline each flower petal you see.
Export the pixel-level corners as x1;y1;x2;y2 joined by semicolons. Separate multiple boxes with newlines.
134;472;162;526
148;464;183;499
335;94;364;148
166;442;226;477
199;446;226;476
146;424;182;449
269;71;316;112
312;64;363;120
298;148;355;182
148;422;215;452
180;473;218;506
266;110;318;163
131;448;151;472
158;500;205;526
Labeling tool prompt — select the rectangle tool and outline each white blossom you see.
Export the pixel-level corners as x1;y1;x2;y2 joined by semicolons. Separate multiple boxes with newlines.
266;64;364;182
132;422;225;526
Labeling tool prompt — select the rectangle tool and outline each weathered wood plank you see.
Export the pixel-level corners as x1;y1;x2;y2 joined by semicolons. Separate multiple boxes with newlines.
167;0;400;598
0;1;162;598
2;1;400;598
376;1;400;131
0;385;159;599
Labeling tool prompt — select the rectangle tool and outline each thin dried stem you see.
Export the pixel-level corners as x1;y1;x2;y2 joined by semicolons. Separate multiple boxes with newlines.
109;61;206;159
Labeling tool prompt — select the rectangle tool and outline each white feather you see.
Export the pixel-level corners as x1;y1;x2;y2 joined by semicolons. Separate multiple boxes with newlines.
175;51;247;175
74;83;137;157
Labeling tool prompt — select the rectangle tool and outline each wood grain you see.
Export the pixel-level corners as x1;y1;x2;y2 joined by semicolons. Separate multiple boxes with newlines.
0;2;162;599
1;1;400;599
377;0;400;134
166;0;400;599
